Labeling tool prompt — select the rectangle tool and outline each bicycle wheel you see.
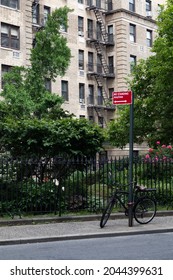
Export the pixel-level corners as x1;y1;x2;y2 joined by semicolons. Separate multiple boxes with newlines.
100;198;115;228
134;197;156;224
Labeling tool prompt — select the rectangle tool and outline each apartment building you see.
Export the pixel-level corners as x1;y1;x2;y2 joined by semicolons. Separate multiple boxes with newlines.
0;0;166;154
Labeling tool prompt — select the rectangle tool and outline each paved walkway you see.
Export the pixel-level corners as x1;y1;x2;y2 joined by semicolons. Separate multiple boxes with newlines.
0;212;173;246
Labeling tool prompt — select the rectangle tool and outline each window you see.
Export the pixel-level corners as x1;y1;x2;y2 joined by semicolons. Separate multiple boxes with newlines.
108;56;114;74
130;24;136;43
96;0;101;9
146;29;152;47
98;116;104;128
107;0;113;11
87;19;93;39
129;0;135;12
96;21;102;40
79;83;85;103
61;80;69;101
109;88;114;100
1;23;20;49
88;52;94;71
45;78;51;92
146;0;151;12
89;115;94;123
80;115;85;118
1;64;12;89
78;0;83;3
78;16;84;36
0;0;19;9
97;54;102;74
79;50;84;70
88;85;94;104
108;25;113;43
32;3;39;24
130;55;136;72
44;6;50;25
98;86;103;105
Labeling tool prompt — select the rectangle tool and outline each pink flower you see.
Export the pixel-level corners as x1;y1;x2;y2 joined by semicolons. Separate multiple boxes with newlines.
145;154;150;159
167;145;172;149
156;141;160;145
161;145;166;148
149;148;153;153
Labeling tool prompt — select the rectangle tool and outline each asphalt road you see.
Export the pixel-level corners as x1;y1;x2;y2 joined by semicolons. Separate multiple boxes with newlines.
0;232;173;260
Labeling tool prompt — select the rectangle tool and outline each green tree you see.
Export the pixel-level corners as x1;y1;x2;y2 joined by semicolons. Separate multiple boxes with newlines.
107;0;173;148
0;7;104;158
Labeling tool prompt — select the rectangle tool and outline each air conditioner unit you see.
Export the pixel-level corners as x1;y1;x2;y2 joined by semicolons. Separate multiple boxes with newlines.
146;11;152;18
79;98;85;104
79;70;84;76
78;31;84;37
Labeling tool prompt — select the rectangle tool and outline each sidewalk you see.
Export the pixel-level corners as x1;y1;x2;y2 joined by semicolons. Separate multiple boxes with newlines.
0;211;173;246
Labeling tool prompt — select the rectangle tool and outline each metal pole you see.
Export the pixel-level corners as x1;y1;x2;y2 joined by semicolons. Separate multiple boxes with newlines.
128;91;134;227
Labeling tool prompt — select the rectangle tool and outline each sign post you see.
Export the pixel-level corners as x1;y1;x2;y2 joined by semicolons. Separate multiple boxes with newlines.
112;90;134;227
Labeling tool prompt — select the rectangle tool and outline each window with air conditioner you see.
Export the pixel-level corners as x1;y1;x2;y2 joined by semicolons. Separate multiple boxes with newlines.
79;50;84;70
79;83;85;103
78;16;84;36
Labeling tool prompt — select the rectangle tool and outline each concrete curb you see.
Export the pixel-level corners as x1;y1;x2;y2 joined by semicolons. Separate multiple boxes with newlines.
1;227;173;246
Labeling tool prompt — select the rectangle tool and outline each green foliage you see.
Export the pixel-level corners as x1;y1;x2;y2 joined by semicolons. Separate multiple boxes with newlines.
107;0;173;147
0;7;104;158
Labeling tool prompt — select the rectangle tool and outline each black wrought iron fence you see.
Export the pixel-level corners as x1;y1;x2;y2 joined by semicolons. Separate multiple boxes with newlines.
0;155;173;218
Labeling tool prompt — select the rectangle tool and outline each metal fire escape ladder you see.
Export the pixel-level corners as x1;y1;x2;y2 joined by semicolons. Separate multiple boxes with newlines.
94;42;110;75
93;8;108;43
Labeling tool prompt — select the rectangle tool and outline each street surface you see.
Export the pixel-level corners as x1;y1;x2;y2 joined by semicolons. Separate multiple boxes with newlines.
0;232;173;260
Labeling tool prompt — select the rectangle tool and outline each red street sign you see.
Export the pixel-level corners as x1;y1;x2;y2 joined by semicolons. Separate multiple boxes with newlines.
112;90;132;105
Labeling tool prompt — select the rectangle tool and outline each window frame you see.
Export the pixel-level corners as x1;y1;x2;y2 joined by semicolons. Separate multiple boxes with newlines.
0;0;19;9
129;23;136;43
146;29;152;47
61;80;69;101
129;0;135;12
1;23;20;50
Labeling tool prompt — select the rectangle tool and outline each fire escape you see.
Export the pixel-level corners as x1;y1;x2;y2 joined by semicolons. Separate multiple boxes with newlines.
86;0;115;128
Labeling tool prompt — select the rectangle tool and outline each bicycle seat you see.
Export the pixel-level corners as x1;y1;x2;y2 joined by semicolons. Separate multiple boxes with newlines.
135;185;147;191
135;185;156;192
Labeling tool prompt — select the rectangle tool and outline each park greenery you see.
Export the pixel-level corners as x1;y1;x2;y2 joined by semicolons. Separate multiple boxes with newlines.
107;0;173;148
0;6;104;159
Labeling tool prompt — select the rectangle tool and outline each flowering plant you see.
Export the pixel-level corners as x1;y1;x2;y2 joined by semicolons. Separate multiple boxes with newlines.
145;141;173;162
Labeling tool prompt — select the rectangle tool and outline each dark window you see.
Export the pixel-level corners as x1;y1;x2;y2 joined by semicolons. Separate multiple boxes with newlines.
61;80;69;101
44;6;50;25
130;55;136;72
1;23;20;49
0;0;19;9
87;19;93;39
45;78;51;92
108;56;114;74
129;0;135;12
146;0;151;12
88;52;94;71
146;29;152;47
98;116;104;128
79;83;85;103
88;85;94;104
98;86;103;105
109;88;114;100
32;2;39;25
78;0;83;3
108;25;113;43
78;16;84;36
1;64;12;89
79;50;84;70
130;24;136;42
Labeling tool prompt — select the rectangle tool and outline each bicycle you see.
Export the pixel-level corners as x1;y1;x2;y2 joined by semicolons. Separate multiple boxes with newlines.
100;182;156;228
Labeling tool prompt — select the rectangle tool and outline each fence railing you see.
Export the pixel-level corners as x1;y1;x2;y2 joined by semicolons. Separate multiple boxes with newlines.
0;155;173;218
